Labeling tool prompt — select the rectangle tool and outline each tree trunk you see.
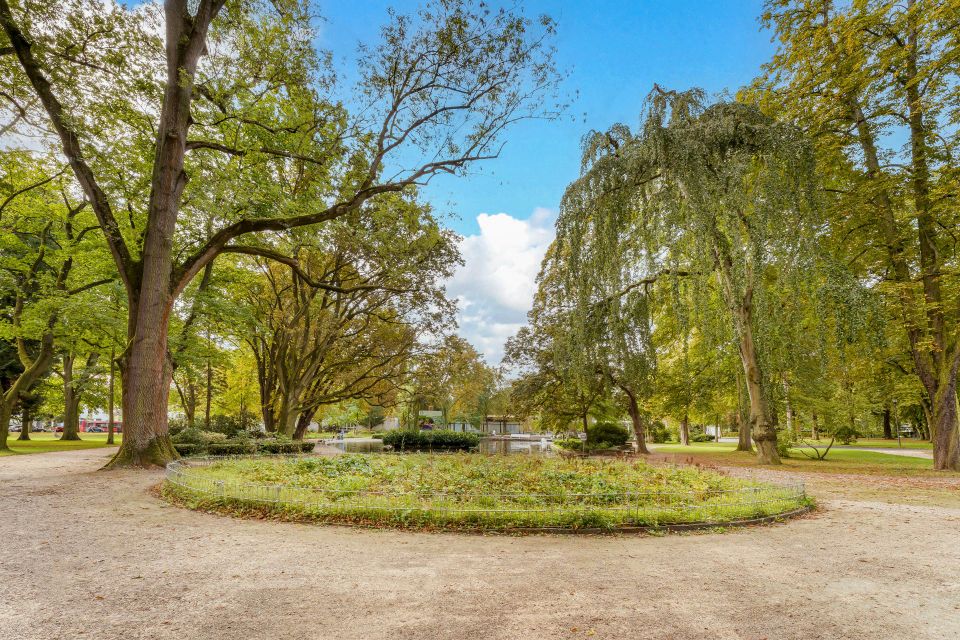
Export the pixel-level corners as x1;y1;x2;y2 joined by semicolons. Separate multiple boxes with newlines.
623;389;649;454
930;371;960;470
735;412;751;452
61;353;82;441
103;291;178;468
581;413;589;447
679;414;690;446
293;407;317;441
0;401;12;451
17;397;31;440
204;354;212;430
811;412;820;440
784;379;795;439
107;348;116;445
882;407;892;439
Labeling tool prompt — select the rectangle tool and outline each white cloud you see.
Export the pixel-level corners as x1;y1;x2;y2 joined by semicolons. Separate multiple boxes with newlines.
446;208;555;364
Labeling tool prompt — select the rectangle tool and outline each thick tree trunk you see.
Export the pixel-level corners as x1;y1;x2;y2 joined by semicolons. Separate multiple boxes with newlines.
736;412;752;452
679;414;690;446
811;413;820;440
0;402;11;451
930;372;960;470
293;407;317;441
882;407;892;439
103;290;178;468
18;399;33;441
107;348;116;445
623;389;649;454
61;353;82;441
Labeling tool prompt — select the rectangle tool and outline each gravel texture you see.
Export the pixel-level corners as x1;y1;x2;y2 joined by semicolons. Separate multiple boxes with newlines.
2;448;959;640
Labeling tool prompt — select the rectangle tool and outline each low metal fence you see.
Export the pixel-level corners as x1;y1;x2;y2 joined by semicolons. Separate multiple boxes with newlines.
164;455;809;530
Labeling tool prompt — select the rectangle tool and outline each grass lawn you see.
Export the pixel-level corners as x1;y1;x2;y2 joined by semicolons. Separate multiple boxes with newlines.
2;432;122;456
649;442;949;477
833;437;931;449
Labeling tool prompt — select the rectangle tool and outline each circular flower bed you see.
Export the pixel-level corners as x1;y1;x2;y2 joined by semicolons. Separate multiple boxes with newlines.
162;453;810;532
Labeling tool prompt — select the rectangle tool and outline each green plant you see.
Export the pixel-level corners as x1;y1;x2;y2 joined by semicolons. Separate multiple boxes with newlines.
381;429;480;451
207;442;256;456
648;421;671;444
586;421;630;448
163;453;810;531
173;443;204;457
692;433;714;443
553;437;584;451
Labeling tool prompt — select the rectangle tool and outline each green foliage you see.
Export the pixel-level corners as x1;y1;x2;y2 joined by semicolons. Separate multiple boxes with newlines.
381;429;480;451
648;421;672;444
691;433;714;443
553;437;584;451
587;421;630;448
173;443;203;457
165;453;809;530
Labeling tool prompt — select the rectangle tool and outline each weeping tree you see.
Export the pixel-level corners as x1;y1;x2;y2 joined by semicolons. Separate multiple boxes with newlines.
556;88;819;464
548;199;658;452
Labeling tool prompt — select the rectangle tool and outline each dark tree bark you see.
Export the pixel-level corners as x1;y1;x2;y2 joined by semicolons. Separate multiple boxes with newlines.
679;413;690;446
622;388;649;454
107;348;116;445
293;407;317;441
17;394;33;441
882;407;892;440
61;353;81;441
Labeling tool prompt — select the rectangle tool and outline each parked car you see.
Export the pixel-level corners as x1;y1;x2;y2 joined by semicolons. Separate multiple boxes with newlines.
31;425;47;432
87;426;104;433
54;426;64;433
9;425;20;432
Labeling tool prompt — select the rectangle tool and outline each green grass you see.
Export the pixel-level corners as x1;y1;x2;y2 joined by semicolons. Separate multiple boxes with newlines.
163;453;810;531
2;432;122;456
831;437;931;450
649;442;945;476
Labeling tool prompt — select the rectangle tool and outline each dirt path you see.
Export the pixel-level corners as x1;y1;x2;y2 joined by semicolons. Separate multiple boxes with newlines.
2;450;959;640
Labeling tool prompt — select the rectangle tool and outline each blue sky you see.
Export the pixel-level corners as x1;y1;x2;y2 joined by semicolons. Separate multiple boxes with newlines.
315;1;778;361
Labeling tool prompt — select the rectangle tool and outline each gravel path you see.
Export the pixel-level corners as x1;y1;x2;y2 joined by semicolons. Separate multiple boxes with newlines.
2;448;959;640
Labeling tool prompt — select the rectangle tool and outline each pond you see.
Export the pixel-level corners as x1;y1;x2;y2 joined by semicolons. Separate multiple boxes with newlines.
326;437;554;455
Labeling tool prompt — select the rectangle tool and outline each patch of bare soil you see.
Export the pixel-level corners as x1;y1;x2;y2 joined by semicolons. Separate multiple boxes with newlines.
2;448;959;640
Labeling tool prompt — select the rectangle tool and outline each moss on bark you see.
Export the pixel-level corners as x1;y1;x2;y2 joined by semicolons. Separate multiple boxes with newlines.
102;434;179;469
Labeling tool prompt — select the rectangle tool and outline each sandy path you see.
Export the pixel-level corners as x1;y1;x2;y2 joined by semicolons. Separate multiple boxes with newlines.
2;449;959;640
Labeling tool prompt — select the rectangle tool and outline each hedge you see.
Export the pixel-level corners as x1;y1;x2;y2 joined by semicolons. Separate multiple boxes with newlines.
381;429;480;451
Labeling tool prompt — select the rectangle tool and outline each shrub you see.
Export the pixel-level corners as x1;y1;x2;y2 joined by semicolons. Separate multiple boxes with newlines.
553;437;584;451
172;427;228;445
648;420;671;444
207;413;257;438
776;431;796;459
208;441;256;456
259;440;314;454
171;427;205;445
382;429;480;451
168;416;189;436
692;432;714;443
173;443;204;457
833;424;858;445
586;421;630;448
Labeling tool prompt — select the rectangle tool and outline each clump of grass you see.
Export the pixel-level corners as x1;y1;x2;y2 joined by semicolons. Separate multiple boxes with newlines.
163;453;810;531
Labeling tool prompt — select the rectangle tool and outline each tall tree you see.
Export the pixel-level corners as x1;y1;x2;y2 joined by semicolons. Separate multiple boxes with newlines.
555;89;820;464
757;0;960;469
0;0;560;466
